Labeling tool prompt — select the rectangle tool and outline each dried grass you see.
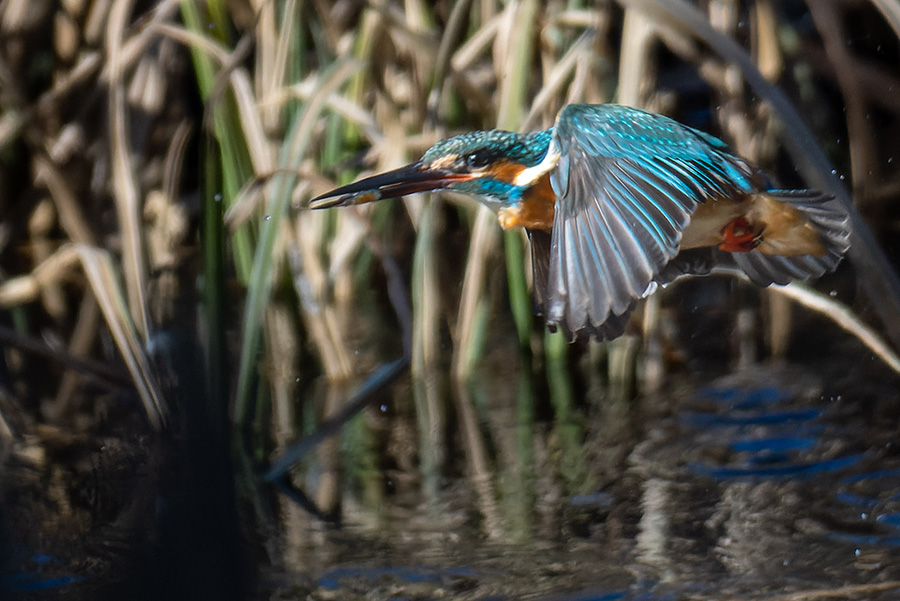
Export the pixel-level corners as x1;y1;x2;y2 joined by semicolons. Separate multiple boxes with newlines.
1;0;899;447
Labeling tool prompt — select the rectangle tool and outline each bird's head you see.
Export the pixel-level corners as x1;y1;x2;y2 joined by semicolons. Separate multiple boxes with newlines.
309;129;554;210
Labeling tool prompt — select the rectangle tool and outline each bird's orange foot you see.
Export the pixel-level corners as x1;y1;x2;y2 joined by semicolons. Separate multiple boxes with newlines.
720;217;761;252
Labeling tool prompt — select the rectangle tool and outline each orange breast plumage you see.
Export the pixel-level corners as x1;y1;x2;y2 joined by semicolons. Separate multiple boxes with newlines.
497;175;556;232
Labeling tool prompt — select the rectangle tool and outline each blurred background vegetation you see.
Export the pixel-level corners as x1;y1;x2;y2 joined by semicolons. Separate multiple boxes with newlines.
1;0;900;597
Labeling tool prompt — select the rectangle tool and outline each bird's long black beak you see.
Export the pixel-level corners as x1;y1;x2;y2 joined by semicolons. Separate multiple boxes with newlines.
309;161;472;209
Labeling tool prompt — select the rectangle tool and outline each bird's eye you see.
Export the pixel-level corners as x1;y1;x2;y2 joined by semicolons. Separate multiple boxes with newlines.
466;150;492;169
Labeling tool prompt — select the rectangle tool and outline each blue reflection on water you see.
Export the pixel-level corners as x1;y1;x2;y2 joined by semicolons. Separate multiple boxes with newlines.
730;436;817;453
831;468;900;546
547;588;683;601
682;408;822;427
698;385;789;408
689;454;862;479
685;385;859;480
0;554;82;593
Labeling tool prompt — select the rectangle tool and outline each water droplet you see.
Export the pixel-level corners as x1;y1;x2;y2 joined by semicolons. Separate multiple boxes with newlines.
829;290;837;297
831;169;837;175
214;193;223;202
854;548;860;556
889;157;894;164
264;215;271;221
862;512;868;519
839;174;845;181
380;404;388;412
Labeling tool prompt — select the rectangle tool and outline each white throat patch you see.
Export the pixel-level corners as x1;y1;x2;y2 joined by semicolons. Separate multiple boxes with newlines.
513;140;561;187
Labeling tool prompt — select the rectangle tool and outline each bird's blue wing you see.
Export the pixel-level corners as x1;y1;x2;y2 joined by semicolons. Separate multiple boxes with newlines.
545;104;757;339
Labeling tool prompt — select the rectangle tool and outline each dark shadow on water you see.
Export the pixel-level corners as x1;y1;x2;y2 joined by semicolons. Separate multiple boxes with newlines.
97;434;249;601
106;331;250;601
0;330;251;601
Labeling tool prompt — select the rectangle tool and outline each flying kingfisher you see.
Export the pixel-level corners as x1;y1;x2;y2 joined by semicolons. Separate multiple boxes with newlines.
310;104;850;340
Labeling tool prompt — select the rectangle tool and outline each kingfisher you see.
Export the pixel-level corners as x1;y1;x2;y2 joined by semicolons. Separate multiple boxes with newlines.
310;104;850;340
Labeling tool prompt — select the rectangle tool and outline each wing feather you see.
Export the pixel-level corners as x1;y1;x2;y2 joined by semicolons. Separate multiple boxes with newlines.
592;188;654;309
545;104;757;339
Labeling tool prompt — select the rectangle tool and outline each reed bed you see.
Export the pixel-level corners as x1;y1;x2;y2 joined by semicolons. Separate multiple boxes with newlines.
1;1;899;515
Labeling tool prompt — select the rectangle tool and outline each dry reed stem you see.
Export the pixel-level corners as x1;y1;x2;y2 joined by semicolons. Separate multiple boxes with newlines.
426;0;473;123
706;1;788;358
752;0;783;81
75;245;167;429
53;293;101;418
521;33;592;131
0;402;12;443
452;208;499;380
708;267;900;375
151;23;275;175
618;7;658;390
27;199;66;321
290;214;357;381
412;201;441;375
107;0;150;339
255;0;281;132
617;7;657;107
454;0;540;376
97;0;180;82
0;245;80;307
34;157;96;246
772;281;900;374
451;12;502;73
268;79;380;139
84;0;111;45
871;0;900;40
162;121;193;209
256;51;370;390
808;2;875;194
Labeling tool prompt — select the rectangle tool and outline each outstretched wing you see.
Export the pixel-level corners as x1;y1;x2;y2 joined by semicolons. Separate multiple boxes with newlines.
546;104;757;339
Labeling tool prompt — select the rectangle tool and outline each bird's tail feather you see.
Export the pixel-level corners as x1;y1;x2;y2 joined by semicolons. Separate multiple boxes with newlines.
733;190;850;286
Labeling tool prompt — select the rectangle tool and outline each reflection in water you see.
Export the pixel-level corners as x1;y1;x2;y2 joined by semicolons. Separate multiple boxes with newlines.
454;378;505;539
635;477;673;581
5;347;900;599
413;370;446;499
258;358;900;600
